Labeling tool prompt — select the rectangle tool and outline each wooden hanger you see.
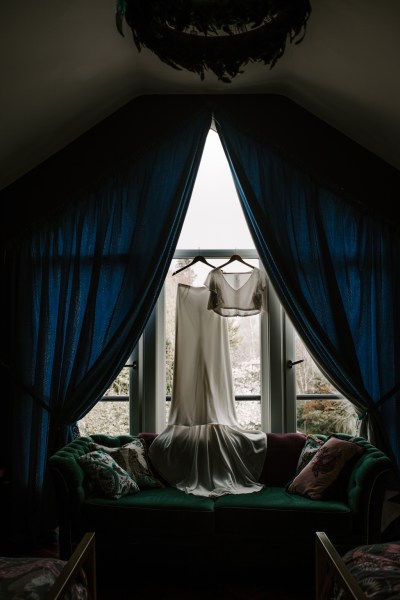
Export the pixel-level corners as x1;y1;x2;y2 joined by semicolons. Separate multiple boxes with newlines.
172;255;216;276
218;254;255;270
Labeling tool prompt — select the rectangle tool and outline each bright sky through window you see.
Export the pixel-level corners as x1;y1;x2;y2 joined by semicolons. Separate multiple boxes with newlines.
176;129;255;250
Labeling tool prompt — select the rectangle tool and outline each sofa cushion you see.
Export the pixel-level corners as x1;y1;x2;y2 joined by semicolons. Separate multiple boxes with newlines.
82;487;215;535
214;487;354;544
295;434;324;475
286;436;364;500
88;438;164;490
260;433;306;486
78;450;139;499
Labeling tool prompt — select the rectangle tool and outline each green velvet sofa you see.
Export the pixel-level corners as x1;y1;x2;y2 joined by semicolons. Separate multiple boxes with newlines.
48;432;394;570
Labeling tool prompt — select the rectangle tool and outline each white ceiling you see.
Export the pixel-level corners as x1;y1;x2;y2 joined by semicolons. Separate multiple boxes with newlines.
1;0;400;191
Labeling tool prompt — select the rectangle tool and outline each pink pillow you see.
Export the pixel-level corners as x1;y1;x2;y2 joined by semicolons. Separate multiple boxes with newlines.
286;436;364;500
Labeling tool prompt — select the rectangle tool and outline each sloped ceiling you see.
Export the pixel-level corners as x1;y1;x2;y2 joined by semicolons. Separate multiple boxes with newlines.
1;0;400;192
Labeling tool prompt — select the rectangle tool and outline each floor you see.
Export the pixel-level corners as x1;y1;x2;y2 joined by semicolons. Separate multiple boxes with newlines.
4;530;316;599
97;578;315;600
96;552;315;600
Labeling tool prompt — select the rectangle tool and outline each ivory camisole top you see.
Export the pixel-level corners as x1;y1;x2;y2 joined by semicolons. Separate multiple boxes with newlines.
204;267;267;317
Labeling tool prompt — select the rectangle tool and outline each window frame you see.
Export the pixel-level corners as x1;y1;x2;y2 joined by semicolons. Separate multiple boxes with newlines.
81;247;351;436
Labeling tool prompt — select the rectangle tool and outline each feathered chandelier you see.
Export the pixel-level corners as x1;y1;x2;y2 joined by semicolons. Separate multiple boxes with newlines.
116;0;312;83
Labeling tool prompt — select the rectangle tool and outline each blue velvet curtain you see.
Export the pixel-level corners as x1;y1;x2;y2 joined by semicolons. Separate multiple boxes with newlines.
4;104;211;545
214;106;400;471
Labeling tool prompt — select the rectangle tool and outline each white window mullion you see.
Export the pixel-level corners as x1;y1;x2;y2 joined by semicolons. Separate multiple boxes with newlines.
140;294;166;434
284;314;297;432
267;283;285;432
129;339;143;435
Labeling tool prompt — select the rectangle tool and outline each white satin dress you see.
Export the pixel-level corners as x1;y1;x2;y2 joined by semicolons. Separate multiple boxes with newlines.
148;278;267;498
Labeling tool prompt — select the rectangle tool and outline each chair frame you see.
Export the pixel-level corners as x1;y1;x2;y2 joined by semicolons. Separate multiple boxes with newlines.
315;531;364;600
47;531;96;600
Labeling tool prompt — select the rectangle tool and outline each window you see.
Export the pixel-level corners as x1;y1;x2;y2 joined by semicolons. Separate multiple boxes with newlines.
78;130;358;437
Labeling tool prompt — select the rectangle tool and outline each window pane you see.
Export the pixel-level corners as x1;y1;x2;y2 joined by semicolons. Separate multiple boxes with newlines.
294;331;358;435
295;332;338;395
296;399;358;436
103;367;130;396
235;400;261;430
176;130;255;250
77;365;130;435
78;401;129;436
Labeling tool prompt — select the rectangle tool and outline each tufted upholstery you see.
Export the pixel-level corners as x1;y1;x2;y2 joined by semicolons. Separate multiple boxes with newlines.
49;432;395;567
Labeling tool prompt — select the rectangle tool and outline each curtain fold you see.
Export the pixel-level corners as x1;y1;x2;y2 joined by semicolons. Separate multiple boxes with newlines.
214;105;400;470
4;101;211;545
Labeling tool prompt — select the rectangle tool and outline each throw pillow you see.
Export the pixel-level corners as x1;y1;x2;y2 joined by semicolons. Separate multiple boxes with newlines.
295;434;324;476
286;436;364;500
78;450;139;499
88;438;164;490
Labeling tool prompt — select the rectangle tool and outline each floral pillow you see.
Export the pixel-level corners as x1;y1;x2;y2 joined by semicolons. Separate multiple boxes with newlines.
287;436;364;500
88;438;164;490
295;434;324;476
78;450;139;499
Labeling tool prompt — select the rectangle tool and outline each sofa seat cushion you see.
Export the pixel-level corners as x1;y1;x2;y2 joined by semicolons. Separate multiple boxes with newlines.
214;487;354;543
82;487;215;535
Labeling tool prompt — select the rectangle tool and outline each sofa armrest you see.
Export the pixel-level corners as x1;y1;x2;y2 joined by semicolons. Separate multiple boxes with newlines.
345;437;394;543
49;437;94;558
312;434;395;545
49;439;90;501
49;434;137;558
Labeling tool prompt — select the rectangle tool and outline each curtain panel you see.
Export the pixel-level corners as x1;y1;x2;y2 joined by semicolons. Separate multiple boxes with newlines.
214;102;400;470
2;100;211;545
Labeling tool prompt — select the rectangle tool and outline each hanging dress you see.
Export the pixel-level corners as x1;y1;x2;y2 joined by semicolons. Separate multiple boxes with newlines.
204;266;267;317
148;282;267;497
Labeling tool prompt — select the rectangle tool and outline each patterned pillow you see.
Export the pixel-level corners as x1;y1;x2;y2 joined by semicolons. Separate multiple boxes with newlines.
286;436;364;500
78;450;139;499
295;434;324;475
88;438;164;490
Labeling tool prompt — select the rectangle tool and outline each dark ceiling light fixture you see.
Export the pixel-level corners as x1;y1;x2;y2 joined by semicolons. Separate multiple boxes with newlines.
116;0;312;83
